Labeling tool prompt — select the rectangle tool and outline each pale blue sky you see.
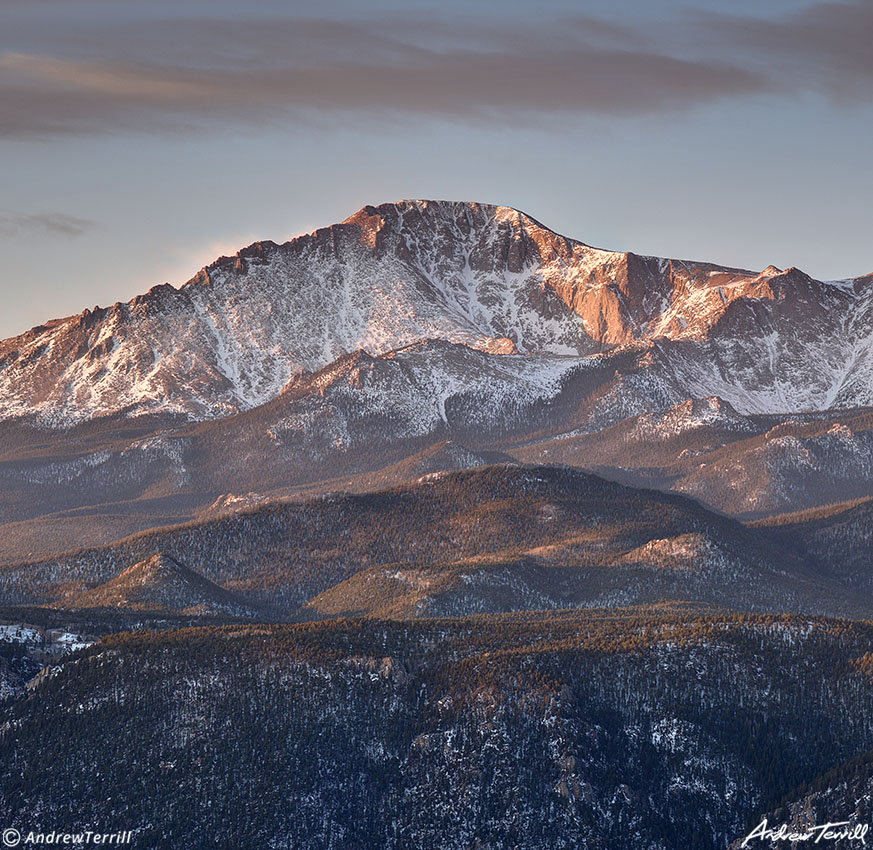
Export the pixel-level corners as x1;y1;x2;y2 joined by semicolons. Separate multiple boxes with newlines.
1;0;871;339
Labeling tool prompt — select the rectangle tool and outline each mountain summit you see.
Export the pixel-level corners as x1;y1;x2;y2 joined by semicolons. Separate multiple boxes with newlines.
1;199;871;425
57;552;254;616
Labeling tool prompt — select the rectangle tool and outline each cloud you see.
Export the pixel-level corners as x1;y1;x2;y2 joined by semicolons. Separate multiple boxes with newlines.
0;212;95;237
0;3;870;139
0;48;766;138
692;2;873;100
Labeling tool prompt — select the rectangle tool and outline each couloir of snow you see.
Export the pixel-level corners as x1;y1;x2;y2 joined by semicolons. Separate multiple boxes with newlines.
0;199;871;427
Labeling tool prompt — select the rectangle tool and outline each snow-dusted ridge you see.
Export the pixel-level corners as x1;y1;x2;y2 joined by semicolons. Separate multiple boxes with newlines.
0;199;871;427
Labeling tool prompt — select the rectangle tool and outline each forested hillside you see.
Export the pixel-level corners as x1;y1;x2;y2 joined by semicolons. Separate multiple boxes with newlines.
3;612;873;850
0;465;858;618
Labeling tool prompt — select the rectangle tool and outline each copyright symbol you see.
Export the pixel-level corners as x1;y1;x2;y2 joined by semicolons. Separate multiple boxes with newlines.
2;829;20;847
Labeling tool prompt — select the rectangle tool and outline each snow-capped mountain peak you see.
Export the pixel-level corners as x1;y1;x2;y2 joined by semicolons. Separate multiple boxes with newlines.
0;199;870;426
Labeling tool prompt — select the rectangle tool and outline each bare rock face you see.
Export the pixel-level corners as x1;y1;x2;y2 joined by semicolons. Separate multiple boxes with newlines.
0;199;871;427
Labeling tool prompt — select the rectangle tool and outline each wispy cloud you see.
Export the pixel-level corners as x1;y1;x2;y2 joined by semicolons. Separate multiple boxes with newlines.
0;3;870;139
0;212;96;237
691;1;873;100
0;47;766;138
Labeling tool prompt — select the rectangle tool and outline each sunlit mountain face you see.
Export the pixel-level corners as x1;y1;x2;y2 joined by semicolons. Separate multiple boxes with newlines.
1;200;871;564
2;199;873;850
4;200;872;426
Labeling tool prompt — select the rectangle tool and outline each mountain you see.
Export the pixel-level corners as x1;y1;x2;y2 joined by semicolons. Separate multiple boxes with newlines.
5;613;873;850
54;552;257;617
515;403;873;517
1;199;871;427
0;464;865;620
754;497;873;591
1;200;871;564
2;348;870;571
3;200;873;850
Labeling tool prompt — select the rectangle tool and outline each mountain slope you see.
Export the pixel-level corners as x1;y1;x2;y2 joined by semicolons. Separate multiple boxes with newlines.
5;614;873;850
2;199;871;426
514;402;873;517
55;552;257;616
0;464;862;619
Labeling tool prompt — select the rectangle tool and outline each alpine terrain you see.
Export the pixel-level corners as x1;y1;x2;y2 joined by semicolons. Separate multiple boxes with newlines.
2;200;872;849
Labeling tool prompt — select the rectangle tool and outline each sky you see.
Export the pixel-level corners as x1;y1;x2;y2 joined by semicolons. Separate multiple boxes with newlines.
1;0;872;340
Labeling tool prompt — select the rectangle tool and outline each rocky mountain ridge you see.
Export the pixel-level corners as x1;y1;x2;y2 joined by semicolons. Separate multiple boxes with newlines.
2;201;872;850
2;199;871;426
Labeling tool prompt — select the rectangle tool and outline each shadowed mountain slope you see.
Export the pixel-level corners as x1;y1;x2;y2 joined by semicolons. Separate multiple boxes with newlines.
55;552;258;617
0;464;864;620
